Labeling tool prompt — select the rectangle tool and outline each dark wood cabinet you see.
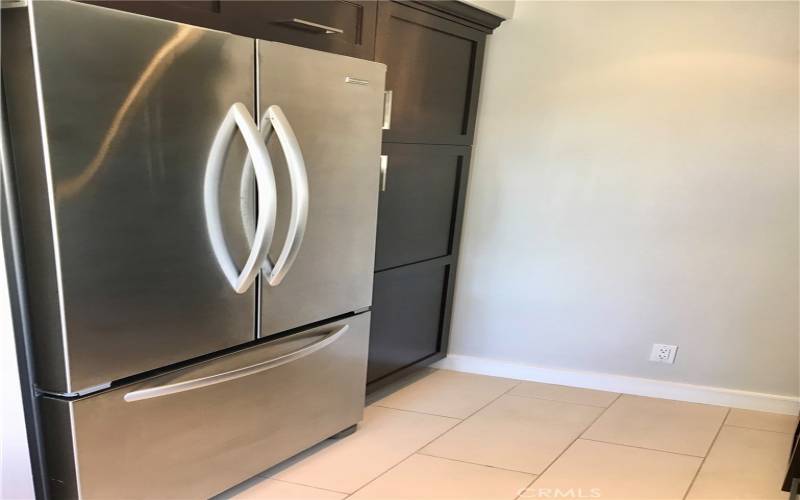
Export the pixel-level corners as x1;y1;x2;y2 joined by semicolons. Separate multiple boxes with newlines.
375;144;469;272
366;3;501;392
368;259;452;383
375;2;486;145
223;1;376;59
85;1;227;31
85;1;376;60
369;143;470;385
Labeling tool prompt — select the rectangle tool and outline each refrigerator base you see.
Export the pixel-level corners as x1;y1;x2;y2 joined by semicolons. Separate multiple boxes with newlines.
330;424;358;440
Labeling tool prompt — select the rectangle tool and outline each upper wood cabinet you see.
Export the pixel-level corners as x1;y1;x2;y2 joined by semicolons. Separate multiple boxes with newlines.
84;1;377;60
376;2;486;145
84;1;227;31
223;1;377;60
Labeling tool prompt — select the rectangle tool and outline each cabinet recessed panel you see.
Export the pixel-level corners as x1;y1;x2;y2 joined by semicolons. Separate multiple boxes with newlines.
376;2;485;145
375;144;469;271
368;262;450;383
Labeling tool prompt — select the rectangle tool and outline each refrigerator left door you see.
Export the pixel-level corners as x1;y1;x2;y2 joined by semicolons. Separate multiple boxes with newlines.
2;1;258;394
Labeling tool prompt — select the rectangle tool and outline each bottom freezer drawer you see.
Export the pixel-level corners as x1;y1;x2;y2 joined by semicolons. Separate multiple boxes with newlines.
40;313;370;499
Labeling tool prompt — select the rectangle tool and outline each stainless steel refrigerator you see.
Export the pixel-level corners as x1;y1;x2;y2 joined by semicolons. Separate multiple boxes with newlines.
1;1;385;497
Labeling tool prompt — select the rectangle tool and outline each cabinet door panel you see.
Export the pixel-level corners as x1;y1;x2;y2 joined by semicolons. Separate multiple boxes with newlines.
84;1;226;31
368;261;450;383
375;144;469;271
84;1;377;60
376;2;485;145
224;1;376;59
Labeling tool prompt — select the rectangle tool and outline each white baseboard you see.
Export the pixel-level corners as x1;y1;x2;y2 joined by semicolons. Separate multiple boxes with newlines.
433;354;800;415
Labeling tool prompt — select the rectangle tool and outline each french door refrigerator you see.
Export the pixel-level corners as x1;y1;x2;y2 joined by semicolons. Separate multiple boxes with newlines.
1;1;385;498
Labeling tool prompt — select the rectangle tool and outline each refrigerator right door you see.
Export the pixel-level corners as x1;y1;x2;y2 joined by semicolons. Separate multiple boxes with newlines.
257;42;385;336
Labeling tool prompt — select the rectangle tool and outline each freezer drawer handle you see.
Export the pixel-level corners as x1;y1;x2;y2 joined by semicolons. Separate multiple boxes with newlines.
124;324;349;402
205;102;277;294
259;105;309;286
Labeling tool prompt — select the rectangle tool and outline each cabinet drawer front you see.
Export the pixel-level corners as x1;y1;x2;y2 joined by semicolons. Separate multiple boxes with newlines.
368;263;450;383
40;314;370;499
376;2;486;145
375;144;470;271
224;1;376;59
84;1;376;60
83;1;227;31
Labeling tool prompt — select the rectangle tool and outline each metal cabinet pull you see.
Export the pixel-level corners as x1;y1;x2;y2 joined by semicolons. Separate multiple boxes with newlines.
283;18;343;35
261;105;309;286
204;102;276;294
124;325;349;402
382;90;393;130
379;155;388;192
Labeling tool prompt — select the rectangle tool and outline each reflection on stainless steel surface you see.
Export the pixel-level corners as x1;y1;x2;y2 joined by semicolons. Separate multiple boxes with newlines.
258;41;385;336
57;25;202;199
13;0;257;392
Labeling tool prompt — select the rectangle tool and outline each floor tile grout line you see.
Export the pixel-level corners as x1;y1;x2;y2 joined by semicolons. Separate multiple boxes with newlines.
258;378;771;499
577;392;622;440
516;475;539;500
501;392;619;409
342;381;524;499
267;477;351;496
268;384;758;499
682;407;731;500
513;393;623;500
577;437;707;459
415;451;537;476
370;404;465;420
722;423;797;435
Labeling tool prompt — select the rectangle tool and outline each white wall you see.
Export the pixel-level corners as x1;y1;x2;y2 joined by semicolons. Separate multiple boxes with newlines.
450;1;799;399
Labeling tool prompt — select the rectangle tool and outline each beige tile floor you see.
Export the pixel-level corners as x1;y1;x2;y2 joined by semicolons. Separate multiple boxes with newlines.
224;369;797;500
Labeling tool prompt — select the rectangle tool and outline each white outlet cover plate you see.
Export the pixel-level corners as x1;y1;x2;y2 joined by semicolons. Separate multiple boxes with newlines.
650;344;678;364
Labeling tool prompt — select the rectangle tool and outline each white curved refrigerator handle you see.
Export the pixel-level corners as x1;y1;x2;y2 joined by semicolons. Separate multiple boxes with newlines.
204;102;276;294
260;105;309;286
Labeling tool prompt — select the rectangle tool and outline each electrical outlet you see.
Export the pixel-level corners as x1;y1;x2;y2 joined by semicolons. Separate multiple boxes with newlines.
649;344;678;364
